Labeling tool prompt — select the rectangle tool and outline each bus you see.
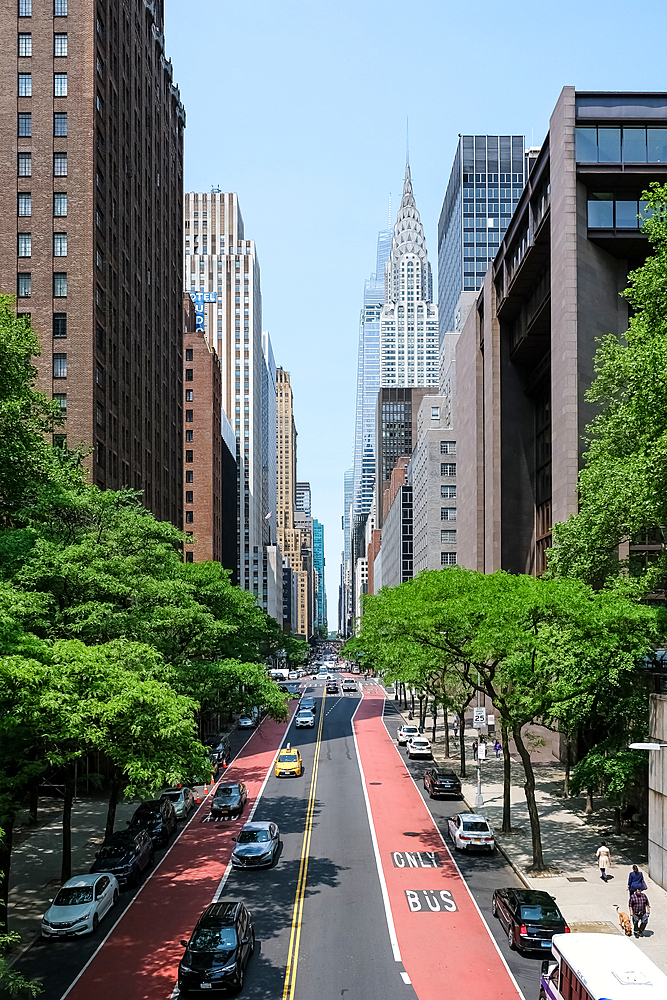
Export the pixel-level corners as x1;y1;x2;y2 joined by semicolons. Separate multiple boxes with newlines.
540;933;667;999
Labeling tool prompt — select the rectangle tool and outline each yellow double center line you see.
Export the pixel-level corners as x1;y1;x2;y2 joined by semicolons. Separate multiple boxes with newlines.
281;687;327;1000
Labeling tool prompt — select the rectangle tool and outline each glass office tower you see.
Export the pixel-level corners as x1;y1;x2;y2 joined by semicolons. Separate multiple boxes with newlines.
438;136;526;335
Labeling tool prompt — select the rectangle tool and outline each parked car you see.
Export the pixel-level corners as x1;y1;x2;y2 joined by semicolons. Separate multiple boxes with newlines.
274;746;304;777
406;736;433;759
447;813;495;853
89;829;153;886
178;901;255;995
210;782;247;820
238;709;258;729
208;736;232;768
128;798;178;847
492;888;569;952
288;671;299;680
231;821;280;868
342;678;357;692
423;766;462;798
295;710;315;728
161;786;196;820
41;874;119;938
397;724;420;746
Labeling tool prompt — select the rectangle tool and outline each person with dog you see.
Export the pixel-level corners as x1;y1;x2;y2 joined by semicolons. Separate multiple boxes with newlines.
628;864;647;894
629;887;650;936
596;842;612;881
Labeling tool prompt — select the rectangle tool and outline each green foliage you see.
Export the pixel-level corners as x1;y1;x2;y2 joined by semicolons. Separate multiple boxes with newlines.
549;183;667;592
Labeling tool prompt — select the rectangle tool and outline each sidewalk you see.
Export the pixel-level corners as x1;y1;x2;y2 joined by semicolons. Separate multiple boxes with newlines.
389;695;667;974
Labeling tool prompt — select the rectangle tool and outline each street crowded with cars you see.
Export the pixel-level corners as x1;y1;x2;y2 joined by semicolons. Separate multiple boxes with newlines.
8;652;643;1000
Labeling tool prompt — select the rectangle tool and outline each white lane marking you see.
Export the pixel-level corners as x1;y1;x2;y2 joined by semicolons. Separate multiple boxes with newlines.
380;703;527;1000
400;971;412;985
350;691;402;963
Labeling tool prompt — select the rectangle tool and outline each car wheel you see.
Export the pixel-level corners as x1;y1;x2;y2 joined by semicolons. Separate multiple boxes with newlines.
249;929;255;956
92;913;99;933
112;889;119;907
234;962;244;992
508;926;516;951
491;896;498;918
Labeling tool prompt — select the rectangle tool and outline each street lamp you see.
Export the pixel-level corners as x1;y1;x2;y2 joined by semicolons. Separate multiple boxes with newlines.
476;740;486;806
629;742;667;750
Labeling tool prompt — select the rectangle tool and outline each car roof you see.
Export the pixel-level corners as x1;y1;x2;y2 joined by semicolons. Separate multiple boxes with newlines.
462;813;488;822
62;874;102;887
215;783;241;793
134;799;162;810
279;746;299;754
506;889;559;904
241;821;272;831
432;767;457;776
200;901;242;924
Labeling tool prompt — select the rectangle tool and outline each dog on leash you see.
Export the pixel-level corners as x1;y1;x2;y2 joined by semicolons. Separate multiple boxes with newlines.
614;904;632;936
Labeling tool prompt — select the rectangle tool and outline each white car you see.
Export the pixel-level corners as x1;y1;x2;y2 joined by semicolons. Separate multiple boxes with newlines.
406;736;432;759
295;710;315;728
397;724;420;746
238;709;258;729
447;813;495;853
342;678;357;692
41;874;119;938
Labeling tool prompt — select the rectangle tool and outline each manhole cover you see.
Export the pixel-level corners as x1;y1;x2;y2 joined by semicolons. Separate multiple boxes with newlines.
403;832;420;838
567;876;587;882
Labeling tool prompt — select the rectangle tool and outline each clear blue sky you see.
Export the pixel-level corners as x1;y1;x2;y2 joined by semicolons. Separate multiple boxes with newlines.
165;0;664;623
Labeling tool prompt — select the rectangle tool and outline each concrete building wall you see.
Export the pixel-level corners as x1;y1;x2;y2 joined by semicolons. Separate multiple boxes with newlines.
412;395;457;573
455;304;483;571
649;695;667;889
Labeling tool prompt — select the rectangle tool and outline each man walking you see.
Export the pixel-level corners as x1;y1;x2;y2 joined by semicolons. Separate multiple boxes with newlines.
629;887;650;937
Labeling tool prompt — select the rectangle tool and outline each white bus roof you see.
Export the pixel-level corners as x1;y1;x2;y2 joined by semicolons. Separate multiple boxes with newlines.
551;933;667;998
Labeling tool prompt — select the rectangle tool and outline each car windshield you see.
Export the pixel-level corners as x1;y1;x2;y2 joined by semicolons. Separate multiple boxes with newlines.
215;786;237;798
435;774;455;780
297;714;311;720
162;791;182;802
520;904;561;921
98;843;130;859
238;830;270;843
281;754;298;762
190;925;237;952
131;809;156;822
403;728;418;734
412;739;429;745
54;886;93;905
462;821;489;833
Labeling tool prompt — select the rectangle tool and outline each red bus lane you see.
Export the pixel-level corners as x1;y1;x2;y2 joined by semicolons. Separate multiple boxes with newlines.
61;714;293;1000
353;687;523;1000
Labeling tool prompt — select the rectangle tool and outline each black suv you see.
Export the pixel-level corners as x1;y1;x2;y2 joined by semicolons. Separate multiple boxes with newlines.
89;829;153;886
128;798;177;847
423;766;462;799
178;901;255;994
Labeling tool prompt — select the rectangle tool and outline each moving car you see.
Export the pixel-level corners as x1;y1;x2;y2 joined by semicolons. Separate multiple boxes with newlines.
238;709;258;729
89;829;153;886
161;786;196;820
288;671;299;680
231;821;280;868
300;696;316;714
406;736;432;759
326;680;339;694
41;874;119;938
447;813;495;853
128;798;178;847
210;782;247;820
397;724;420;746
178;901;255;995
208;737;232;769
342;678;357;692
295;709;315;728
274;745;304;777
492;888;569;952
423;766;462;798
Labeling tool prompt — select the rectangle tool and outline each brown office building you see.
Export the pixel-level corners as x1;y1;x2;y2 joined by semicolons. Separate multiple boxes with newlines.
374;385;437;527
0;0;185;525
456;87;667;575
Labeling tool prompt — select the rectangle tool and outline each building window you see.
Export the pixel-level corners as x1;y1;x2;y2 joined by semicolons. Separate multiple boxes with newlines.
441;507;457;521
18;32;32;55
431;406;440;419
185;551;194;563
185;450;193;462
54;192;67;216
54;112;67;136
53;353;67;378
185;430;193;442
54;0;67;15
185;510;193;523
19;0;32;15
53;272;67;297
185;368;193;381
53;393;66;414
185;470;193;483
53;313;67;338
440;441;456;455
441;552;457;566
185;491;193;504
18;112;31;136
54;73;67;97
18;192;31;216
441;463;456;476
54;32;67;56
17;273;31;298
185;389;193;402
53;233;67;256
441;530;456;544
18;73;32;96
18;152;31;176
53;433;67;448
185;410;193;422
185;349;193;361
17;233;31;257
54;152;67;176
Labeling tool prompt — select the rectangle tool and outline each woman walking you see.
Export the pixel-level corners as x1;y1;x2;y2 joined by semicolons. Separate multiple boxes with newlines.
596;842;612;881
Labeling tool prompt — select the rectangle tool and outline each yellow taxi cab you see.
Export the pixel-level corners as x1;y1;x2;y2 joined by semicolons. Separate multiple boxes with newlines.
274;745;303;778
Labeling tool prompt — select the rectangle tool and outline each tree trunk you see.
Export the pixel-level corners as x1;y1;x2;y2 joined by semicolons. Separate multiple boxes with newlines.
444;707;450;758
459;709;466;779
563;736;571;797
418;695;426;732
585;788;594;815
61;768;74;884
512;722;545;871
0;816;14;933
28;776;39;826
431;701;437;743
613;806;622;834
501;721;512;834
105;768;123;843
410;691;415;718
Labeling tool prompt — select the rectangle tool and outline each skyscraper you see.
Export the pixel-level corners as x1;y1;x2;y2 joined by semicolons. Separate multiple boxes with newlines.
0;0;186;525
295;482;311;516
438;135;526;335
313;518;327;636
380;163;440;387
352;225;391;519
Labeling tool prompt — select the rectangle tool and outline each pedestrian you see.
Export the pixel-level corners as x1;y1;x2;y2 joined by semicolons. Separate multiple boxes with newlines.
472;739;478;761
629;887;650;936
494;739;501;759
453;716;459;739
596;842;612;881
628;864;647;894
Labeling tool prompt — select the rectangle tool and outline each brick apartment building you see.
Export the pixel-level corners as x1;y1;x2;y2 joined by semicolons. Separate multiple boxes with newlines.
0;0;185;525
